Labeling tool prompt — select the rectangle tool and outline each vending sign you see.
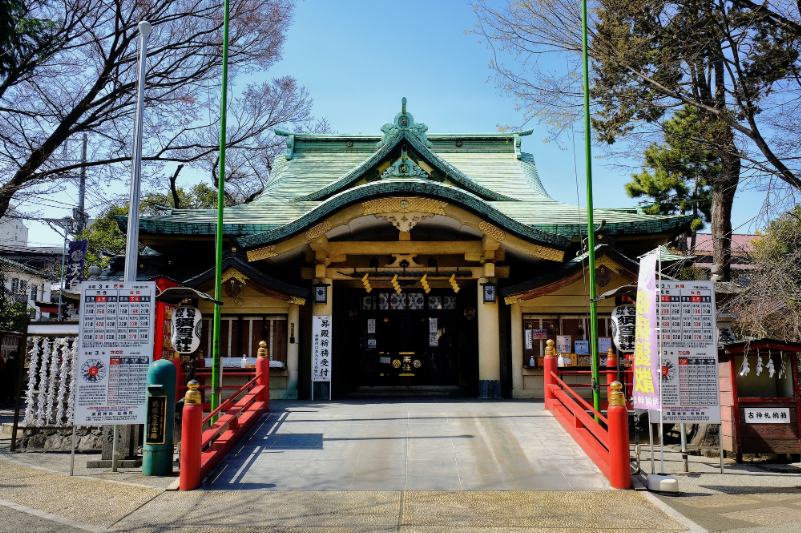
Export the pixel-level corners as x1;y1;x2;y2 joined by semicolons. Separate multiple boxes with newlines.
75;282;156;425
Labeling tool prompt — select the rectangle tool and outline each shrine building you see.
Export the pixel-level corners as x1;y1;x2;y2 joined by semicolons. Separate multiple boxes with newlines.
128;99;692;399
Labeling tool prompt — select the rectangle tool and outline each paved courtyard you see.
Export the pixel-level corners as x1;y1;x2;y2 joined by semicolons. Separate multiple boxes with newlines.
204;399;610;491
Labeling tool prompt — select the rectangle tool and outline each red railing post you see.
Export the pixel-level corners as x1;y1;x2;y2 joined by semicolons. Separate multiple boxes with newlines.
607;381;631;489
543;339;557;411
606;348;616;401
172;356;183;403
256;340;270;407
180;380;203;491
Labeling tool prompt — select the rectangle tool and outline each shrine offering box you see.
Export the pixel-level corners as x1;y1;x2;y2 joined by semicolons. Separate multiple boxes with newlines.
718;340;801;456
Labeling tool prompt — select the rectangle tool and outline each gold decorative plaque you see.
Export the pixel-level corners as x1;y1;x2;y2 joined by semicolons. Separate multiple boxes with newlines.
362;197;447;216
247;245;277;262
305;220;332;241
478;221;506;242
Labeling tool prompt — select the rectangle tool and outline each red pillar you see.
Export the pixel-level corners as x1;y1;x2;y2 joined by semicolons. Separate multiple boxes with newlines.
172;357;183;402
256;356;270;408
180;381;203;491
543;339;557;411
607;381;631;489
606;349;617;402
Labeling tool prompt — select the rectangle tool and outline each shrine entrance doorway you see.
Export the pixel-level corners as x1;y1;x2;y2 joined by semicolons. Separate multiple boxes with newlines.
336;288;478;394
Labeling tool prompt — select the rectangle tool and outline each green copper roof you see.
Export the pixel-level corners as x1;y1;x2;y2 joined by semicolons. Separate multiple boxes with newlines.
132;99;693;246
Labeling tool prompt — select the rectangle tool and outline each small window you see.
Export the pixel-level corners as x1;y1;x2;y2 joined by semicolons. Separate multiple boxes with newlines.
30;286;37;301
10;278;18;293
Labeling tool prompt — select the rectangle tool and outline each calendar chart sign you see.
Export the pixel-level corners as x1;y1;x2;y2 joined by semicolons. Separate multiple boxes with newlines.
75;282;156;425
656;280;720;423
660;349;721;423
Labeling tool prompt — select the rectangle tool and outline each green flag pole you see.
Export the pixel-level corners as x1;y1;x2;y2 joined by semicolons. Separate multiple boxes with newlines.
211;0;231;419
582;0;601;414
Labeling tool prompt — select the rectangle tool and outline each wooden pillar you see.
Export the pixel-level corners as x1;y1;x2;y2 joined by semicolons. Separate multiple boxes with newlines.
477;277;502;398
286;303;300;399
511;302;523;394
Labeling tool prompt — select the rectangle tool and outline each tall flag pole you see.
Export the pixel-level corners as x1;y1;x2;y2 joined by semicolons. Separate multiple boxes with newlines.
211;0;231;418
582;0;601;413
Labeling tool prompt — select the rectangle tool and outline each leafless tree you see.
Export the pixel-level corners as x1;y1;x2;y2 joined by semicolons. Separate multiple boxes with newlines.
0;0;324;219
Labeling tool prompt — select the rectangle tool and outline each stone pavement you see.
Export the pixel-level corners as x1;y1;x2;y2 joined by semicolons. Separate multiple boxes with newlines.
0;453;688;532
204;400;610;491
636;446;801;532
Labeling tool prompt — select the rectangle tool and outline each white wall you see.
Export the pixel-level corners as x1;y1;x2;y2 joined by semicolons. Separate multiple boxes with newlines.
0;209;28;247
4;270;50;320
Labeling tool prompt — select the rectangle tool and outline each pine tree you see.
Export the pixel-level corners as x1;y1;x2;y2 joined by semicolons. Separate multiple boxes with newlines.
626;106;716;250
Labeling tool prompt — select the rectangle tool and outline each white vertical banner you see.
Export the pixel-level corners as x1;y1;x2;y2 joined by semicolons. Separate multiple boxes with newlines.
311;315;332;383
75;281;156;425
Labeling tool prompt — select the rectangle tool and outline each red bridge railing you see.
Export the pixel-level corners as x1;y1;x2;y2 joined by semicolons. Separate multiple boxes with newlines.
543;345;631;490
180;357;270;490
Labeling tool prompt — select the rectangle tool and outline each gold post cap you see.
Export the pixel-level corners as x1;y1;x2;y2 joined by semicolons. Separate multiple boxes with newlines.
257;340;269;358
609;381;625;407
544;339;556;357
185;379;202;405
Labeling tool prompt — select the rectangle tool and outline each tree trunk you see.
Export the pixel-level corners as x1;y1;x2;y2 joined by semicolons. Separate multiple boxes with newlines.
710;152;740;282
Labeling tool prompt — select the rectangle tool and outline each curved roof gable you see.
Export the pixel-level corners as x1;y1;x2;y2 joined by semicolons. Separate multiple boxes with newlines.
237;179;571;249
282;99;520;203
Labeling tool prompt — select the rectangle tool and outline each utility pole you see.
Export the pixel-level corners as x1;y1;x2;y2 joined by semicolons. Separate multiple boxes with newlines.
115;19;152;474
581;0;601;415
76;134;88;233
211;0;232;420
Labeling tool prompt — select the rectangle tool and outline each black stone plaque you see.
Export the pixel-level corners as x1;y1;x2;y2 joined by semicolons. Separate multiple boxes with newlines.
146;395;167;445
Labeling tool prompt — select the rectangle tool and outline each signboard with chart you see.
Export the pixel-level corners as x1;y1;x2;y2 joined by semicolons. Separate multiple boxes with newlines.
74;282;156;425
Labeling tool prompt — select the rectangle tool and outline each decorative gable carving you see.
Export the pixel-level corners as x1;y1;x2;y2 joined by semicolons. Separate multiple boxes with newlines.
380;145;429;180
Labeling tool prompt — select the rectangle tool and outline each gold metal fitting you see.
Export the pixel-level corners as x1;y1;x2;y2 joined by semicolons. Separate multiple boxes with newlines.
608;381;625;407
185;380;201;405
544;339;556;357
257;340;269;359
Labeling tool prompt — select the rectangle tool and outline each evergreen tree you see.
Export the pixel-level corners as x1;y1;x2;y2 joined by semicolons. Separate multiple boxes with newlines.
626;107;716;247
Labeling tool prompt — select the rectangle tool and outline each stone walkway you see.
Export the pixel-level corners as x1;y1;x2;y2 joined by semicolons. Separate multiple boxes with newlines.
637;447;801;532
0;454;688;533
204;400;610;491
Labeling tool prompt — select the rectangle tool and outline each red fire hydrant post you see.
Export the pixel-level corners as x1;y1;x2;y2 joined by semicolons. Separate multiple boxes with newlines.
179;379;203;491
543;339;557;411
607;381;631;489
256;340;270;407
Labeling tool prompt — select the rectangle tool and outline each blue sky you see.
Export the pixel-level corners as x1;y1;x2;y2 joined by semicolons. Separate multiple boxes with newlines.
25;0;766;246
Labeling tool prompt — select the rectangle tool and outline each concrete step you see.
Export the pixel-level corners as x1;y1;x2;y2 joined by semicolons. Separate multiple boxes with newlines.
345;385;467;398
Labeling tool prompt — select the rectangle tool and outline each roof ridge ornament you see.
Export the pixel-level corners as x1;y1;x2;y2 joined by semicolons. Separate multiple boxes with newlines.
378;97;432;148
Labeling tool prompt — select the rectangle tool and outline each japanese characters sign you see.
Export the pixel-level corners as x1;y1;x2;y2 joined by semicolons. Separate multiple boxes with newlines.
312;315;332;382
633;253;660;410
170;305;201;354
65;239;87;292
744;408;790;423
75;281;156;425
658;280;720;423
556;335;572;354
